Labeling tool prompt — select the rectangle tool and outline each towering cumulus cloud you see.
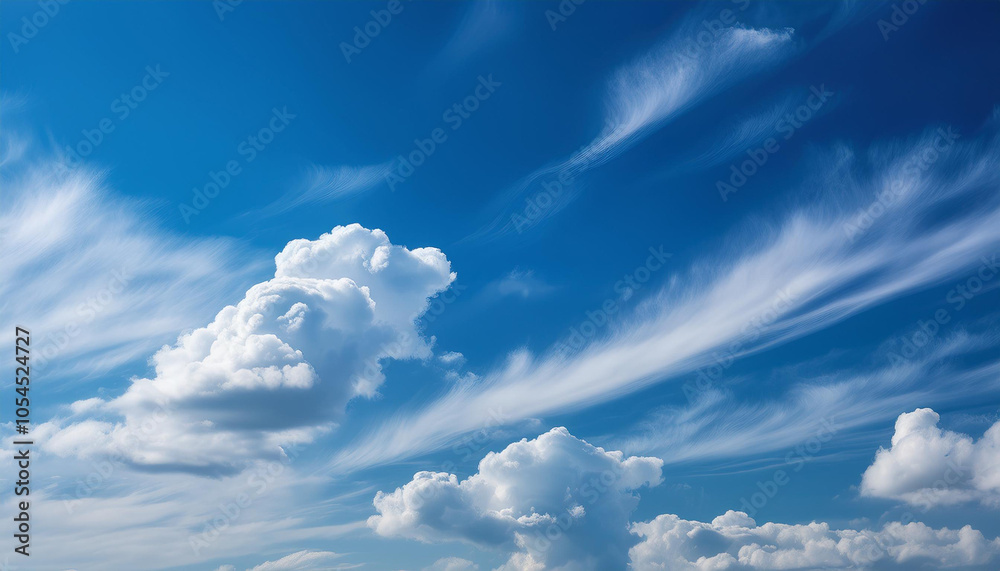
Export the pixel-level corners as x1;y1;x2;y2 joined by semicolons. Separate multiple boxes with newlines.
861;408;1000;508
369;427;663;571
39;224;455;474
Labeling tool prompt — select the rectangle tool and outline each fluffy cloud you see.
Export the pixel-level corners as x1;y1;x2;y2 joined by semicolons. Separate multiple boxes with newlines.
369;427;663;570
861;408;1000;508
629;510;1000;570
39;224;455;474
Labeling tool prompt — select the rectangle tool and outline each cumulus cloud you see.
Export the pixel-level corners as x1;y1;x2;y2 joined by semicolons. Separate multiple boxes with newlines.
369;427;662;570
861;408;1000;508
629;510;1000;570
38;224;455;474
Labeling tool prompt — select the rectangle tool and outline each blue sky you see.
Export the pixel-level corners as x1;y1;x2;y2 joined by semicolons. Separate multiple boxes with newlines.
3;1;1000;570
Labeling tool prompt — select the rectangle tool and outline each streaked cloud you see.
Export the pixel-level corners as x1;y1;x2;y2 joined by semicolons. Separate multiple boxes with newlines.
0;133;263;383
465;23;796;242
253;162;393;218
333;116;1000;473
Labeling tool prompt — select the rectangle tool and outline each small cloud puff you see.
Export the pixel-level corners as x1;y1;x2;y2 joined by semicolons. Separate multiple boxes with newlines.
439;351;467;367
494;269;553;299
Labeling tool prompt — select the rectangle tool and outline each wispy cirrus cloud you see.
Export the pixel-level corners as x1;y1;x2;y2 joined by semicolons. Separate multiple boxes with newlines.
220;550;359;571
252;162;393;219
332;114;1000;473
0;131;264;383
422;0;512;79
615;332;1000;467
464;23;797;242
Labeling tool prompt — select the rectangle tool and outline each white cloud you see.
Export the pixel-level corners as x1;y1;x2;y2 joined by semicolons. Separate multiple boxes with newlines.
334;117;1000;473
466;23;795;241
245;550;350;571
629;510;1000;570
861;408;1000;508
38;224;456;474
493;269;553;299
213;550;358;571
423;557;480;571
0;138;263;382
424;0;511;78
439;351;467;366
369;425;1000;571
254;163;393;217
369;427;662;570
615;334;1000;465
679;92;803;172
593;27;793;169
